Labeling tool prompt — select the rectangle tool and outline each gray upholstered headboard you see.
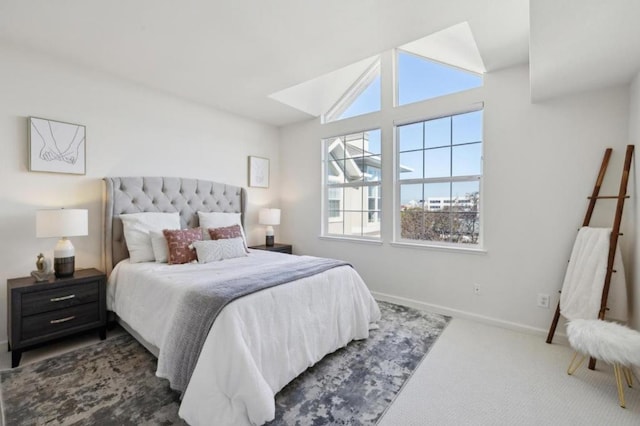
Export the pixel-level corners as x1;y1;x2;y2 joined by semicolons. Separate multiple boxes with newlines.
104;176;247;275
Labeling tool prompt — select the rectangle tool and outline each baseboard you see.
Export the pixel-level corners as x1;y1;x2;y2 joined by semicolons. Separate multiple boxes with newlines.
372;291;569;344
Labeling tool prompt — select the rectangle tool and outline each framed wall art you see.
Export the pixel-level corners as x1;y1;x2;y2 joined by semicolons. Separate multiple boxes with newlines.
28;117;86;175
248;156;269;188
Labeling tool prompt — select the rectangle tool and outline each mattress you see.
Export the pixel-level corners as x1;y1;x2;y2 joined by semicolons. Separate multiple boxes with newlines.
107;249;380;425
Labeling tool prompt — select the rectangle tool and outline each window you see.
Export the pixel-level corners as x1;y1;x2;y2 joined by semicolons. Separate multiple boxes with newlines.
396;50;482;106
323;129;381;238
324;60;381;123
313;28;485;247
366;166;381;223
397;110;482;246
328;187;342;219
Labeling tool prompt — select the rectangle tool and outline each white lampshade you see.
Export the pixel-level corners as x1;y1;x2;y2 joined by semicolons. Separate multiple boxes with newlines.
36;209;88;238
259;208;281;226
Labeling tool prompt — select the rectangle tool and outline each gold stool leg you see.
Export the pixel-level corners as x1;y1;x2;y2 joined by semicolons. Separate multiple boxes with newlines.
567;352;586;375
613;363;626;408
623;367;633;388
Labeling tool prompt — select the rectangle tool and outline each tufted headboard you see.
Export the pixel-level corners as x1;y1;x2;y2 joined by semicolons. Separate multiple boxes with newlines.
104;176;247;275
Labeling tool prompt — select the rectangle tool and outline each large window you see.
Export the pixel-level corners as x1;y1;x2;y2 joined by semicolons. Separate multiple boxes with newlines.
397;110;482;246
323;129;381;238
317;38;485;248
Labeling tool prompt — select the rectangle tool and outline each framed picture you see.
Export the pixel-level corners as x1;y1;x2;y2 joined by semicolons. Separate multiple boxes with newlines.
248;156;269;188
28;117;86;175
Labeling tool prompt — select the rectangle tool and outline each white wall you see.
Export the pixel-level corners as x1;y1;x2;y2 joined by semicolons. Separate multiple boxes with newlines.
0;42;280;344
629;71;640;330
279;64;632;333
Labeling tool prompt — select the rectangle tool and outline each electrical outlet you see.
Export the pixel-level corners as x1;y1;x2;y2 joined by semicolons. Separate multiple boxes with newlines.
537;293;550;308
473;283;481;295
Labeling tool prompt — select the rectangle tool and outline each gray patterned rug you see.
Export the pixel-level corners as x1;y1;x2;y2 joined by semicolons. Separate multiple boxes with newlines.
0;302;449;425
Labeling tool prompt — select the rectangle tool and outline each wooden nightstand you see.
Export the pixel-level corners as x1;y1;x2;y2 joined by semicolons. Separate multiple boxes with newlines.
7;268;107;368
249;243;293;254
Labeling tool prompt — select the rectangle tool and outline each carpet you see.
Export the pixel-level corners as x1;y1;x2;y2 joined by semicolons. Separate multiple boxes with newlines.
0;302;449;425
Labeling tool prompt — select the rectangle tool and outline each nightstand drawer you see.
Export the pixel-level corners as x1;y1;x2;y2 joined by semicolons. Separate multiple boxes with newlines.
270;246;291;253
21;282;100;316
249;243;293;254
22;303;100;341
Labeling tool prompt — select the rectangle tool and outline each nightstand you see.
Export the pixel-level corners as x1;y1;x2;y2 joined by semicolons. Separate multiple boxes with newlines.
7;268;107;368
249;243;293;254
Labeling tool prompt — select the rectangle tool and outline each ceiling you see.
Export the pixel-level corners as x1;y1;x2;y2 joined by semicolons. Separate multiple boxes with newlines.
530;0;640;102
1;1;638;127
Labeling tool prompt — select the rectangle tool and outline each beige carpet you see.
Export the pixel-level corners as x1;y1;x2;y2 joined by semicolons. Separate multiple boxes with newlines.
379;318;640;425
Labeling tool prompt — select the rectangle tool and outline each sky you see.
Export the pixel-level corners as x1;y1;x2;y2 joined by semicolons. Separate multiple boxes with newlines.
333;51;483;204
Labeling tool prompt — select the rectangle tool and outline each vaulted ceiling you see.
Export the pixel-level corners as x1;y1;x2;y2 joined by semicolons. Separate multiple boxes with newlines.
1;1;638;126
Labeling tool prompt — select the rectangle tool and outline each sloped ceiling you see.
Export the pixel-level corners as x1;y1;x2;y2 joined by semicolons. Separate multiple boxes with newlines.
530;0;640;101
268;56;379;118
3;1;638;127
271;22;487;118
0;0;529;126
400;22;486;74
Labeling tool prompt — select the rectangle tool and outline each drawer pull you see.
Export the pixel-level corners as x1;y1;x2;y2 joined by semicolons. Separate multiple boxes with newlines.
50;294;75;302
50;316;76;324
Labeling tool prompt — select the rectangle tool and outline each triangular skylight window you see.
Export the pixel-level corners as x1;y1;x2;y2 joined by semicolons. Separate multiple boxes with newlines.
268;22;484;121
397;50;482;106
396;22;484;106
323;59;380;123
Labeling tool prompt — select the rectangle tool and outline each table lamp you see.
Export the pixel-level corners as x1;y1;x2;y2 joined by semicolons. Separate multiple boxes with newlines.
36;208;88;278
259;208;280;246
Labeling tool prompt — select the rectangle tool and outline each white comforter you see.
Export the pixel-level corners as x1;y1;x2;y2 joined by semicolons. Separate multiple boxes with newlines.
107;250;380;425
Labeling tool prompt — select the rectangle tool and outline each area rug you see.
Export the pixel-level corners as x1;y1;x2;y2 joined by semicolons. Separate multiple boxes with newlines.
0;302;449;425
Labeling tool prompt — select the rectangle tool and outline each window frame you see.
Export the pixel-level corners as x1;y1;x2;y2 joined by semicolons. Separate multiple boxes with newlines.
321;128;382;241
393;107;484;249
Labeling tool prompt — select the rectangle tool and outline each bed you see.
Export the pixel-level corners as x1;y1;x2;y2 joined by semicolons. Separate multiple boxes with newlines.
103;176;381;426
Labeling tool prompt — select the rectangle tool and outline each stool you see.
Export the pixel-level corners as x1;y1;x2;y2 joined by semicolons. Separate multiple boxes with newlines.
566;319;640;408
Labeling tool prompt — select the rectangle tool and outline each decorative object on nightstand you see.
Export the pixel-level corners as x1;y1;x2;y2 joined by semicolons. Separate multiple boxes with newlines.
36;208;88;278
7;268;107;368
30;253;53;282
259;208;280;247
249;243;292;254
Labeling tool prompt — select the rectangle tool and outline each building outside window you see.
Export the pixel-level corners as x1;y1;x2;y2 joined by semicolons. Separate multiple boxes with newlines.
323;130;381;238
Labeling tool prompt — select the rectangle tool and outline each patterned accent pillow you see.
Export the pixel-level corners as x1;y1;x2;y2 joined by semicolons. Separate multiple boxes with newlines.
208;224;243;240
197;211;249;252
163;228;203;265
192;238;247;263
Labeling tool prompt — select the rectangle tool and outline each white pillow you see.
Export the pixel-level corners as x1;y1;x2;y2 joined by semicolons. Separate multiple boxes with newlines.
120;212;180;263
197;211;248;251
193;238;247;263
150;231;169;263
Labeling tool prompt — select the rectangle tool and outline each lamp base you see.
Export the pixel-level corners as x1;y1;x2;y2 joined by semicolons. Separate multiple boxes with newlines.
54;256;75;279
265;235;274;246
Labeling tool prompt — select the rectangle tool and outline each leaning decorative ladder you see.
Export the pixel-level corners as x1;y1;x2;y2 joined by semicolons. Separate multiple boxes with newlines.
546;145;635;370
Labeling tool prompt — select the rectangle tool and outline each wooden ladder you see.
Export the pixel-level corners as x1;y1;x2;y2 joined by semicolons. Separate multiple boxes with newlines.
546;145;634;369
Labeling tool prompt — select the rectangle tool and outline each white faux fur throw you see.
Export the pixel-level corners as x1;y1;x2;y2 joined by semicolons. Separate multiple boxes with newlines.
567;319;640;366
559;227;627;321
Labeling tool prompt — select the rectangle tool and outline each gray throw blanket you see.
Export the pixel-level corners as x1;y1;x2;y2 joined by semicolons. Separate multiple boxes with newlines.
159;256;350;393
